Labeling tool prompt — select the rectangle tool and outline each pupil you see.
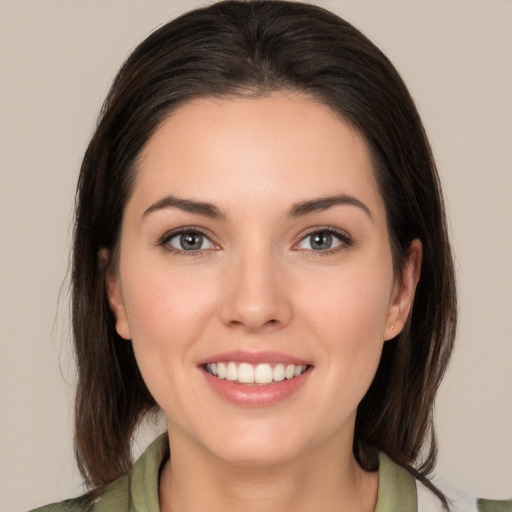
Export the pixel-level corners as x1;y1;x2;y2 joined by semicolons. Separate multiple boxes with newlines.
312;232;332;250
181;233;202;250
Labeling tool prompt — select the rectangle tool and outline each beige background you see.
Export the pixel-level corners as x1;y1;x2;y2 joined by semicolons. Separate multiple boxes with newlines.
1;1;511;510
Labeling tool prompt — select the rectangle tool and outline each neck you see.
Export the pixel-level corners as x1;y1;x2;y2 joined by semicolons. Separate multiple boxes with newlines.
158;427;378;512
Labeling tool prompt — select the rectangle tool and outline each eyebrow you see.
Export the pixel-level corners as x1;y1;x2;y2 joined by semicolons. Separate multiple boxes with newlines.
143;195;227;219
143;194;372;221
289;195;373;221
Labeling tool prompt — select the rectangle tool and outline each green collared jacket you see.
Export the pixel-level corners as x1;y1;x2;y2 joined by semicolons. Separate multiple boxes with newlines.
31;435;511;512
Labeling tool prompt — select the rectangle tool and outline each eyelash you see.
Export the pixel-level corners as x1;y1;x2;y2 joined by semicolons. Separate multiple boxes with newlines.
294;227;353;256
156;226;353;257
157;227;216;258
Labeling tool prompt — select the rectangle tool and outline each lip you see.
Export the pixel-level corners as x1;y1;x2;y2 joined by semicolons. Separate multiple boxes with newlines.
197;350;312;366
198;351;313;407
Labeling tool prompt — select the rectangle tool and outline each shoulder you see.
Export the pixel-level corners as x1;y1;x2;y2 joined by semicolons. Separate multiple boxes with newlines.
477;499;512;512
28;474;130;512
378;452;511;512
29;496;90;512
29;434;169;512
416;471;512;512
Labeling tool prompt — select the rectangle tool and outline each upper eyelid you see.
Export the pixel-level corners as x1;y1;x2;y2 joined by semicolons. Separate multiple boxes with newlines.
297;226;352;241
292;227;353;251
157;226;216;246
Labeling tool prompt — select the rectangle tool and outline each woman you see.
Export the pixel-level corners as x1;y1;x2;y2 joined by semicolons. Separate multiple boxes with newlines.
32;1;510;511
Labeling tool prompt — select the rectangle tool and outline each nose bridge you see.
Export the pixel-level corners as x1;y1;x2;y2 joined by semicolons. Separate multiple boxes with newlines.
219;239;292;332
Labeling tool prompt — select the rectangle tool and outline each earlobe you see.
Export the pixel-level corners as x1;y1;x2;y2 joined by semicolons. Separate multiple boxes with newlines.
384;239;423;340
105;270;132;341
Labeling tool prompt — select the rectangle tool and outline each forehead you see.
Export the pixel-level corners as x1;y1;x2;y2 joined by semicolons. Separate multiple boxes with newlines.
131;92;384;218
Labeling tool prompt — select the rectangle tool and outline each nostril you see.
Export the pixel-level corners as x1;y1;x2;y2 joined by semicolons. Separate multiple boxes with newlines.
227;317;280;332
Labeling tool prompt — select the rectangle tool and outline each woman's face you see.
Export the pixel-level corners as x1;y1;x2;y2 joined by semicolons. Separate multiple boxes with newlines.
107;92;420;465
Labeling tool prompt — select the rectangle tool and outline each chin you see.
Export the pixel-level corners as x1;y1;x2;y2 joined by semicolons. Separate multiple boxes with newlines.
198;424;312;466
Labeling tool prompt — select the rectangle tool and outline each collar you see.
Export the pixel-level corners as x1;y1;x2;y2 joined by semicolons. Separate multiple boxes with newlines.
127;434;418;512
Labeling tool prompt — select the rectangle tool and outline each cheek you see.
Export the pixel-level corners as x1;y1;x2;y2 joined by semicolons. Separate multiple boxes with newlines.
300;254;393;338
118;258;220;402
122;258;218;341
296;251;394;389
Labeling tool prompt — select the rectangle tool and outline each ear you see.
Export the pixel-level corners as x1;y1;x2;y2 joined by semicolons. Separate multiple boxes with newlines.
384;239;422;341
103;252;131;340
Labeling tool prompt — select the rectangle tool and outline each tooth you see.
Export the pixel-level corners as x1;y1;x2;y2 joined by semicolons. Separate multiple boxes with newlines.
254;363;273;384
273;363;285;382
285;364;295;379
226;362;238;381
294;365;305;377
238;362;255;383
217;362;227;379
211;363;218;376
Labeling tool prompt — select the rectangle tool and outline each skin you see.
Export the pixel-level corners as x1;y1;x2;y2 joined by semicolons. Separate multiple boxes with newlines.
107;91;422;512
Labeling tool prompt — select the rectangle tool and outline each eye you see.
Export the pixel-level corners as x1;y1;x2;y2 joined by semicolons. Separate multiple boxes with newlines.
162;229;216;253
295;228;351;252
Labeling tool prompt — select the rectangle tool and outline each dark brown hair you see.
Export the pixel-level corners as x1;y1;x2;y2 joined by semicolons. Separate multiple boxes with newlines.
72;0;456;504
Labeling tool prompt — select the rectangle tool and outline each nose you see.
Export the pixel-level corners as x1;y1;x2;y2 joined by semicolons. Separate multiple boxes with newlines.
218;249;293;333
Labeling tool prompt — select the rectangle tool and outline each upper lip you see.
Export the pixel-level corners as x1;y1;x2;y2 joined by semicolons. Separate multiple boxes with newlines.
197;350;312;367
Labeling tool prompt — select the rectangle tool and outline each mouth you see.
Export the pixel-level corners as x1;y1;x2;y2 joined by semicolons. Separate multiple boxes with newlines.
199;351;313;406
204;362;309;385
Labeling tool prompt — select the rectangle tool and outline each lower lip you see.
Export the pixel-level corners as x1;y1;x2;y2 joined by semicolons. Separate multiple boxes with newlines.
201;367;312;407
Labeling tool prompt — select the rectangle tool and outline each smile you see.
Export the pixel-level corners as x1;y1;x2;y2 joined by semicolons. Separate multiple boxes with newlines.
205;362;308;384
